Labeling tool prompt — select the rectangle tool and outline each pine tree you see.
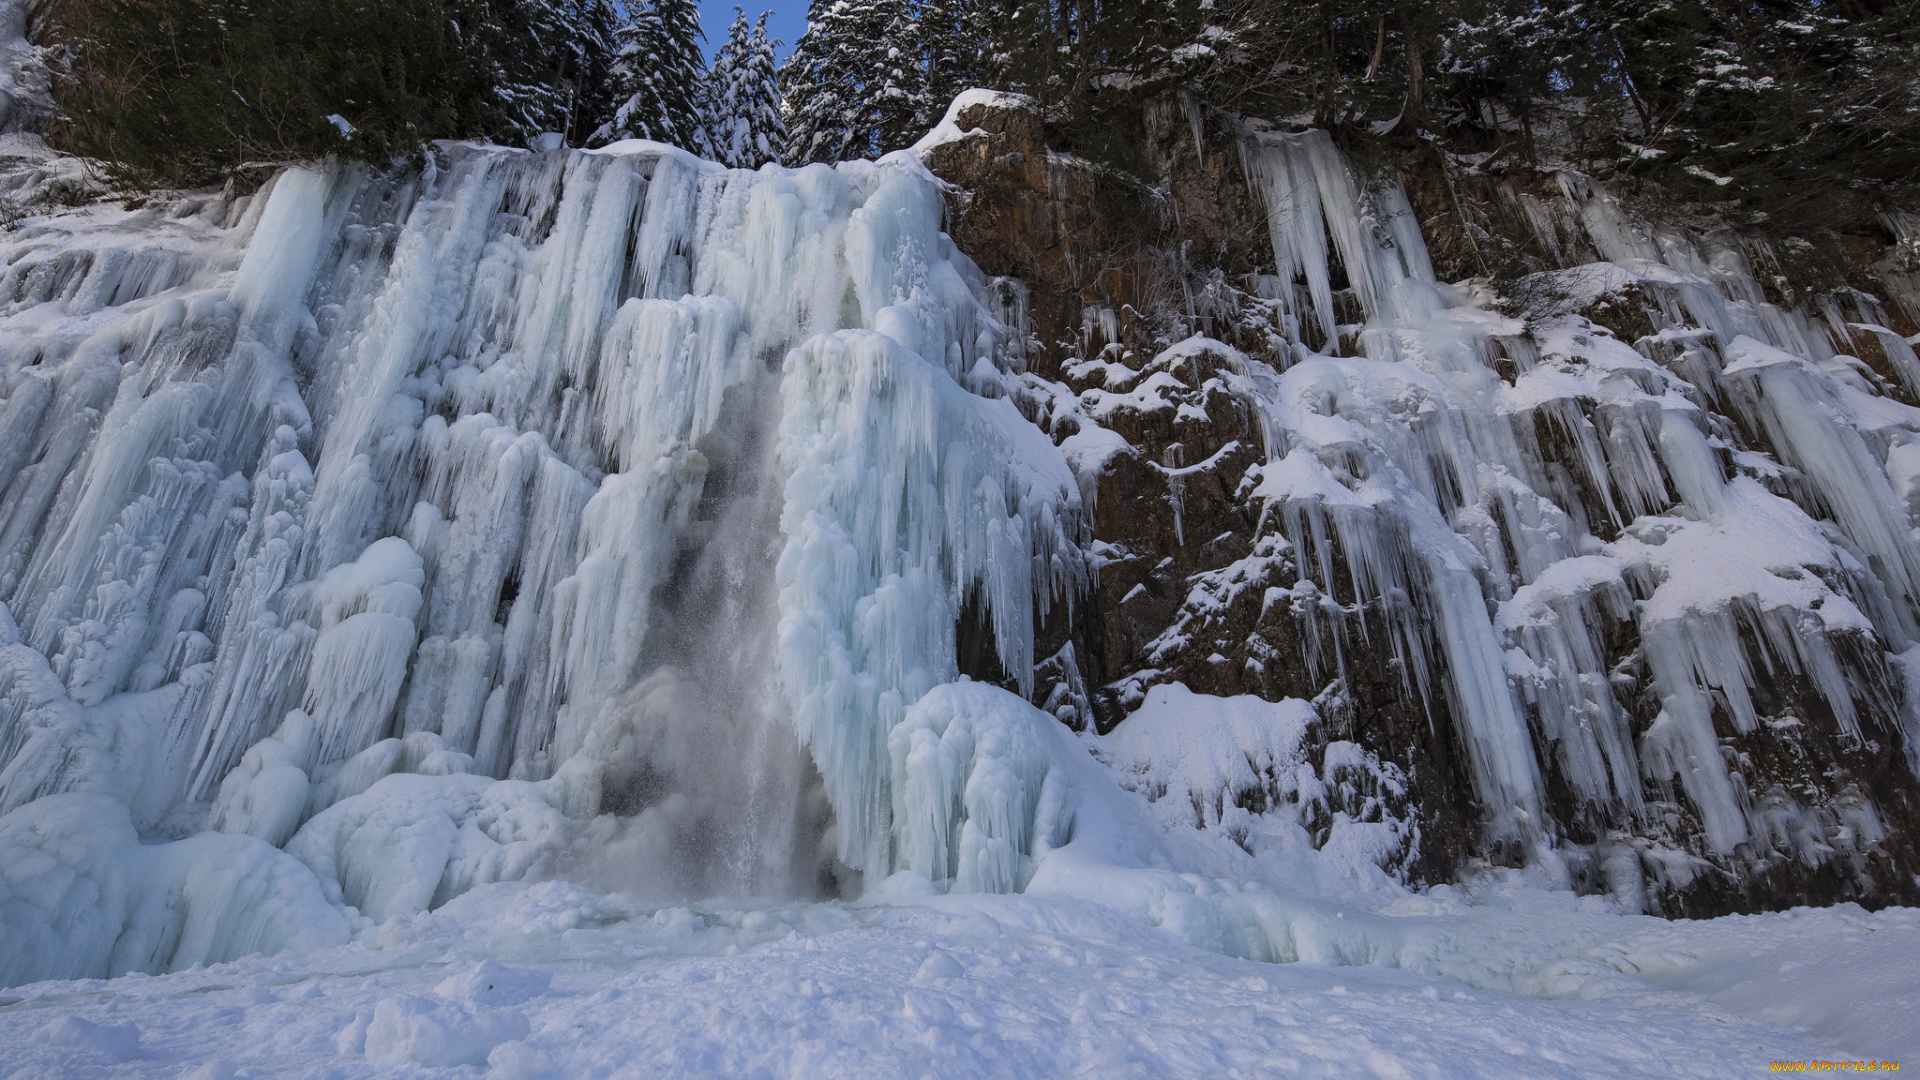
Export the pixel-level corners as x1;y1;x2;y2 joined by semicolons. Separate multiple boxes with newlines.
739;14;788;166
481;0;621;147
698;11;744;161
703;10;786;168
870;0;929;152
921;0;995;115
595;0;708;149
779;0;928;164
780;0;873;164
549;0;623;146
56;0;506;186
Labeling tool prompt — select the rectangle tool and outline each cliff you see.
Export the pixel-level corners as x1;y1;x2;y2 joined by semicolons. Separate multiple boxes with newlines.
918;90;1920;916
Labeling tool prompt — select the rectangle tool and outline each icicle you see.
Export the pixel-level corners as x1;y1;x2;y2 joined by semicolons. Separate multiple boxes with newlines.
1239;135;1336;350
777;328;1084;875
1180;90;1206;168
302;537;422;763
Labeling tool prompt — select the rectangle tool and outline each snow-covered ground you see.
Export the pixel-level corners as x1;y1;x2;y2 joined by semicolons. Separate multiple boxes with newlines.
0;878;1911;1078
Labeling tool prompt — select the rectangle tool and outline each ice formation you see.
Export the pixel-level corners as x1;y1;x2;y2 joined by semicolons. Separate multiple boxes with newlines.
0;0;51;135
1;110;1918;991
1235;128;1920;876
0;142;1082;982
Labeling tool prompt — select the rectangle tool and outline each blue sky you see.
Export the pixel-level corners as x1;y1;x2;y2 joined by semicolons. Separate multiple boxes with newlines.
694;0;809;61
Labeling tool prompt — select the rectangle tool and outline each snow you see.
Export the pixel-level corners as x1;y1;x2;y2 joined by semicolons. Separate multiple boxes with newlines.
356;993;531;1067
1101;683;1314;824
33;1016;142;1062
0;874;1911;1077
6;664;1917;1069
907;88;1039;156
286;770;566;923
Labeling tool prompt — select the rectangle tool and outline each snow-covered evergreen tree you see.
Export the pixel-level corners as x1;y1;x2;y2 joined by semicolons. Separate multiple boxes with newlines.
780;0;870;164
595;0;708;150
520;0;622;146
549;0;623;146
738;14;788;166
870;0;929;152
696;14;740;162
702;9;786;168
921;0;996;114
455;0;624;148
780;0;929;164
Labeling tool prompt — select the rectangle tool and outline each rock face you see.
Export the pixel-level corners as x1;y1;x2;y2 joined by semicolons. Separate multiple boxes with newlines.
920;92;1920;915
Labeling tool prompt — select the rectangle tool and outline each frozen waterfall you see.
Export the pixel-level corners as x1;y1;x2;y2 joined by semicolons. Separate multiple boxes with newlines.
3;116;1919;990
0;142;1083;984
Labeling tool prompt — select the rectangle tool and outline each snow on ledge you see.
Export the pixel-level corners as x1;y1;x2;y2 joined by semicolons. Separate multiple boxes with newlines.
583;138;726;173
910;88;1040;156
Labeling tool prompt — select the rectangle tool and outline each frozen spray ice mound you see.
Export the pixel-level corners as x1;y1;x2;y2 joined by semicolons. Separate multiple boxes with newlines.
0;791;347;987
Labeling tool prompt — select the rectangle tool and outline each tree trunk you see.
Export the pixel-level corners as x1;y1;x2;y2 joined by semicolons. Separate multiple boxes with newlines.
1400;38;1426;129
